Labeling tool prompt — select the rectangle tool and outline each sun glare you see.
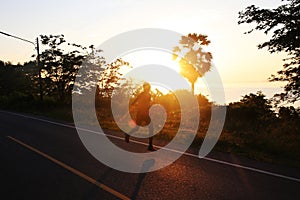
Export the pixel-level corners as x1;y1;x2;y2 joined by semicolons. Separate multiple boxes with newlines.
119;50;187;93
122;50;181;73
118;49;223;100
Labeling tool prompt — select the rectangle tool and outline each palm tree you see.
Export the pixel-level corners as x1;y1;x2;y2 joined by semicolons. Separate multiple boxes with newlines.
173;33;212;95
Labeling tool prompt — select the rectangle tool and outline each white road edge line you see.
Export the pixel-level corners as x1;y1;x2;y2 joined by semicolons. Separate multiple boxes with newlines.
7;136;130;200
2;110;300;183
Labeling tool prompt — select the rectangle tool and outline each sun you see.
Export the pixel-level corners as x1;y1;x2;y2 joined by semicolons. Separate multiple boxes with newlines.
117;49;189;94
121;49;181;73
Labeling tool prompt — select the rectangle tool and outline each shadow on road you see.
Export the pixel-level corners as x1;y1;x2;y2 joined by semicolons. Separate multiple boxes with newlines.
131;159;155;200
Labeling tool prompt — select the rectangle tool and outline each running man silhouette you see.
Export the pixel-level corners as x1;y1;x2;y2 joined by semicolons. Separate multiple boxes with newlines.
125;82;155;151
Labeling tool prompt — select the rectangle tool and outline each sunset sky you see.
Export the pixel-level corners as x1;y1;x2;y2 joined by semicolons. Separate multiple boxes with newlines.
0;0;288;103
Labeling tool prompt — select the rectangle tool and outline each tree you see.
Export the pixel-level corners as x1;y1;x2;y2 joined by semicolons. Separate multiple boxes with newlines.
0;60;35;109
278;106;299;120
238;0;300;103
226;91;275;133
74;45;106;96
98;58;131;98
39;34;86;103
173;33;213;95
0;61;34;96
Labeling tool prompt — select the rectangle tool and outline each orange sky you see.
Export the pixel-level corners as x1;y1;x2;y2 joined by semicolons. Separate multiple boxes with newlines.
0;0;288;103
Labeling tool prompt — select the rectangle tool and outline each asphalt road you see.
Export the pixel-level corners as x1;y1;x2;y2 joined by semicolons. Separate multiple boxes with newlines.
0;110;300;200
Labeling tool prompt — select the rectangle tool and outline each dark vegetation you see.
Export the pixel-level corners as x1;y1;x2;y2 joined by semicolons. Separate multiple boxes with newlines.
1;55;299;167
238;0;300;104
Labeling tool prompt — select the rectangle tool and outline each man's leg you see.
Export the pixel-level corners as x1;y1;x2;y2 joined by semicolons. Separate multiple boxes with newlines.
125;125;139;143
147;122;155;151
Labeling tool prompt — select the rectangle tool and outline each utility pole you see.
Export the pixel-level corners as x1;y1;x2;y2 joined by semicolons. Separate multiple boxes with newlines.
0;31;43;101
36;37;43;101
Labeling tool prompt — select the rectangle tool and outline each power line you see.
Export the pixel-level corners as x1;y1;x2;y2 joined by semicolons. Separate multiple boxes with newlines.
0;30;43;101
0;30;35;45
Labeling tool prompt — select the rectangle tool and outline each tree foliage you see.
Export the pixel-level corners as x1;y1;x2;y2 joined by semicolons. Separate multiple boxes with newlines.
0;60;36;109
39;34;86;102
39;35;107;103
73;45;106;96
238;0;300;103
226;91;275;133
98;58;131;98
173;33;213;95
0;61;32;96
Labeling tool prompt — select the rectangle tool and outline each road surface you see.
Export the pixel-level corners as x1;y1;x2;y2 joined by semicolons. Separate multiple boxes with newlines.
0;110;299;199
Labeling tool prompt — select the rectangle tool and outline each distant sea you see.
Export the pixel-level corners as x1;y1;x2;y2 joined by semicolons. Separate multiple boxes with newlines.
223;86;283;104
195;83;296;106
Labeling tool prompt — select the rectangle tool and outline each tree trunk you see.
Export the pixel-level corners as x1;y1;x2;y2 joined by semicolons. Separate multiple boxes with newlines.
191;82;195;95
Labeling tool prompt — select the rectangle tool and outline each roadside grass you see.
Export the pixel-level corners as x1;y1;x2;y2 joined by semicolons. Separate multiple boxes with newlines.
96;116;300;168
2;103;300;169
209;131;300;168
0;98;73;123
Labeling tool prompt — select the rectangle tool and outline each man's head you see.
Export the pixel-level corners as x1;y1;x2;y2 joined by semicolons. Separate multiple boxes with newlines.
143;82;151;92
